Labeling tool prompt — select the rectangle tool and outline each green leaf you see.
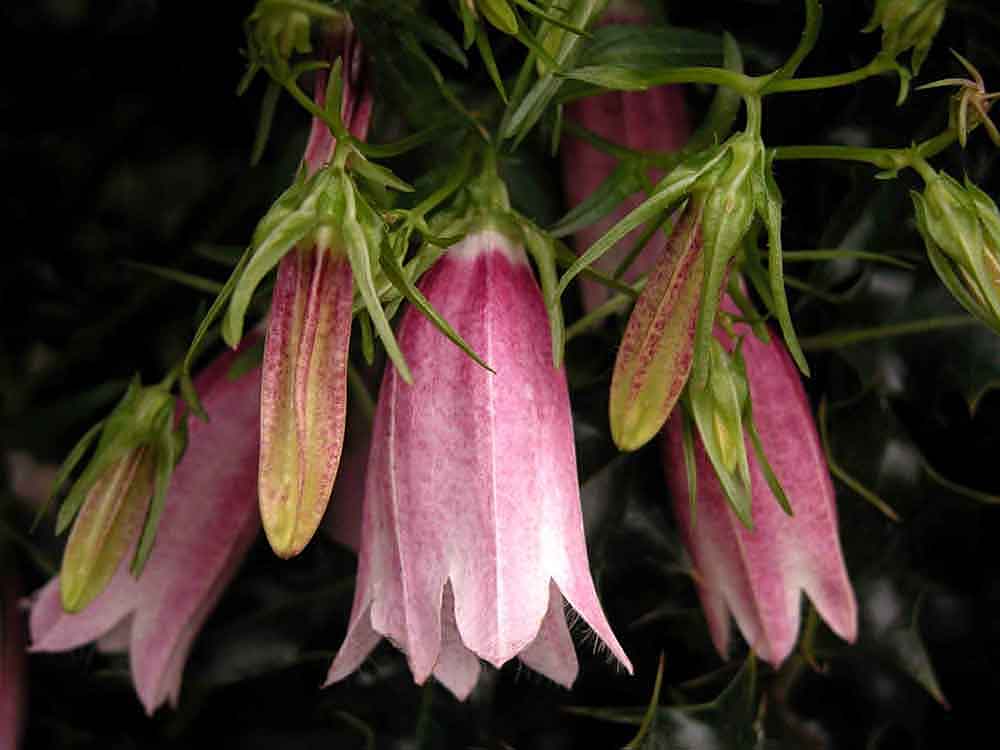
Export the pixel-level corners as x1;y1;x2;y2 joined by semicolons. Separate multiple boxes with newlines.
475;26;507;102
624;654;665;750
567;656;760;749
122;260;224;295
576;23;722;70
549;162;645;238
555;150;725;300
756;150;810;376
250;79;282;166
522;222;565;367
33;419;104;531
130;405;182;576
688;392;753;528
358;311;375;366
224;174;328;348
342;176;413;383
182;245;252;419
379;246;492;372
498;0;606;144
818;399;902;522
560;64;655;91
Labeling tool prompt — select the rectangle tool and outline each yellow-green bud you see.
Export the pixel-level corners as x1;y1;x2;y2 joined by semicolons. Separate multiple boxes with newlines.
913;172;1000;333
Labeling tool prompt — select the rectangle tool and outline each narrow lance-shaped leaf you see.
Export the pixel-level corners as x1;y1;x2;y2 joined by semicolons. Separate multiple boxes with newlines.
755;149;809;375
131;404;185;576
55;379;144;534
555;151;722;300
224;171;331;347
522;223;566;367
475;26;507;102
688;340;753;526
34;419;104;531
690;137;758;390
379;243;493;372
550;161;645;238
341;174;413;383
181;245;252;418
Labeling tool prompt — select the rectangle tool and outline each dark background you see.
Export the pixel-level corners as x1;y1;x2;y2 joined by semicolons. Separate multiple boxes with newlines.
2;1;999;747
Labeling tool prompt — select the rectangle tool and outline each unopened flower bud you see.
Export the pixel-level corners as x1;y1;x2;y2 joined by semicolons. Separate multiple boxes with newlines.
864;0;946;74
58;385;177;613
912;171;1000;332
609;201;704;452
252;5;312;60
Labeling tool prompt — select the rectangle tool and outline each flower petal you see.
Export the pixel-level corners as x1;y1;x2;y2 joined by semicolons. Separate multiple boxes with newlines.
518;583;579;689
127;351;262;713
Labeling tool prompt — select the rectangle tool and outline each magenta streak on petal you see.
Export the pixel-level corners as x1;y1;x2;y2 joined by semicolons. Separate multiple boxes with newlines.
327;230;632;698
664;297;857;666
29;345;262;715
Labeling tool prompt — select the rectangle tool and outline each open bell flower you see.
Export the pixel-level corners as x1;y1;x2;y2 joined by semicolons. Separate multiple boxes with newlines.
29;347;262;714
663;297;857;666
560;0;690;312
326;229;633;699
255;24;373;558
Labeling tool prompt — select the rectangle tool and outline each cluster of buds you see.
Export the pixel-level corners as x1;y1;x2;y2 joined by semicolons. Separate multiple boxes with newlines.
912;170;1000;333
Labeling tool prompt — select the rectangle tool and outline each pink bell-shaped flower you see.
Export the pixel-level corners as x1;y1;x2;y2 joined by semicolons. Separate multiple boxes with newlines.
663;297;857;666
29;347;261;714
560;0;691;312
326;229;633;699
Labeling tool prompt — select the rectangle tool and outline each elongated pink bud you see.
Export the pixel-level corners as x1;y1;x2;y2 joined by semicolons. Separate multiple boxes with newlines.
30;347;262;714
609;201;704;451
259;26;372;558
326;230;632;699
260;247;353;557
663;298;857;666
561;3;690;312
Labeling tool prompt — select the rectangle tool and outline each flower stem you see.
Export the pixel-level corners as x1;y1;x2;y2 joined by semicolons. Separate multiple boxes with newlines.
762;55;897;94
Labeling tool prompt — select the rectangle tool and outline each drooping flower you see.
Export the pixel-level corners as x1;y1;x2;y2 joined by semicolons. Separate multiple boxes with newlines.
326;229;633;699
663;297;857;666
253;24;373;558
29;347;261;714
560;0;691;312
